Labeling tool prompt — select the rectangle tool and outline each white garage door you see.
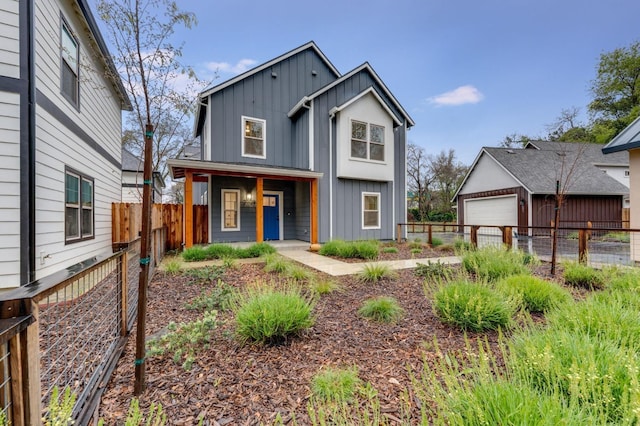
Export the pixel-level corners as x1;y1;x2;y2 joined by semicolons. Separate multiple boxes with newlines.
464;195;517;235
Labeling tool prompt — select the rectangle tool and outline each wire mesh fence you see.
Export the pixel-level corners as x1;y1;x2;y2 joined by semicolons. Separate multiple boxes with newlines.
403;222;640;267
0;342;11;423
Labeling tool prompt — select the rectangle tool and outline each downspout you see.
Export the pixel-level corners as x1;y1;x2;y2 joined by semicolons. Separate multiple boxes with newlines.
308;100;314;171
20;0;36;284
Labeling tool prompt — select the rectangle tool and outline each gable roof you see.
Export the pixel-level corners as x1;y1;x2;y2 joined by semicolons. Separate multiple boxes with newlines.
75;0;131;110
121;147;142;172
455;142;629;199
199;41;340;99
288;62;415;128
602;115;640;154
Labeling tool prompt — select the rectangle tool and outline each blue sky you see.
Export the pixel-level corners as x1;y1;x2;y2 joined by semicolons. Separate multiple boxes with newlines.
98;0;640;165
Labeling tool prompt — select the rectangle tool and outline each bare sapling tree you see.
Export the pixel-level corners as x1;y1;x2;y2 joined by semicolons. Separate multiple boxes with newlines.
96;0;200;394
406;143;433;221
550;143;589;275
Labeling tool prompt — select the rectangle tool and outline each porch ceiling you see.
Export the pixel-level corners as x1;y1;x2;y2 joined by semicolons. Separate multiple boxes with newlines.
168;159;324;182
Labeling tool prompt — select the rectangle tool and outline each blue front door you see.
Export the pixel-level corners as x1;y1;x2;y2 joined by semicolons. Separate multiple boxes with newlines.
263;194;279;240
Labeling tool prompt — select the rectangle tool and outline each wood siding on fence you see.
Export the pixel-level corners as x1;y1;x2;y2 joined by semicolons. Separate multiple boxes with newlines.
112;203;208;251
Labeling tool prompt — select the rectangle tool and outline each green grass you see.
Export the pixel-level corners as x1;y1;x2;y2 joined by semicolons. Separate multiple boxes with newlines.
453;237;473;252
232;283;316;345
358;263;397;283
495;274;572;313
359;296;404;323
461;246;531;282
163;258;182;274
414;261;453;281
563;262;605;289
319;240;379;260
600;231;630;243
311;367;361;402
430;237;443;247
432;279;515;332
263;253;292;273
382;246;399;254
309;277;341;295
182;242;275;262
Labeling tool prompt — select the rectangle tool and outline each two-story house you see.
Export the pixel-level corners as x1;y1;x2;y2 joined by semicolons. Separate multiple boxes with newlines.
168;42;414;247
0;0;130;288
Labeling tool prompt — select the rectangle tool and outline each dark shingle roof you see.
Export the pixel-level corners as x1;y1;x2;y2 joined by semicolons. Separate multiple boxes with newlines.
483;142;628;195
121;147;142;172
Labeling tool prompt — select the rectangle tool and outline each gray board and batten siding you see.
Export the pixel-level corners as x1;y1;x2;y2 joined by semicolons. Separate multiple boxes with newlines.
206;48;338;168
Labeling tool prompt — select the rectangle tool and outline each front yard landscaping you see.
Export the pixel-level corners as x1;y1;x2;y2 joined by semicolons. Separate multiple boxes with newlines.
98;245;640;424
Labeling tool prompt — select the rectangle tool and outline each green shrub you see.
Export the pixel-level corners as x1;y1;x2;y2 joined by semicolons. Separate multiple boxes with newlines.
238;242;277;258
147;310;218;370
410;248;422;256
233;284;316;344
563;262;605;289
462;246;530;282
318;239;345;257
124;398;167;426
409;241;422;249
433;279;515;331
496;274;572;313
163;258;182;274
311;367;361;402
309;277;341;295
415;261;453;281
430;237;443;247
453;237;473;252
263;254;291;274
184;265;226;285
358;263;397;283
382;246;398;254
287;264;314;282
319;240;379;260
43;386;75;426
601;231;630;243
353;241;379;260
359;296;403;323
607;268;640;293
182;245;208;262
186;279;235;312
205;243;235;259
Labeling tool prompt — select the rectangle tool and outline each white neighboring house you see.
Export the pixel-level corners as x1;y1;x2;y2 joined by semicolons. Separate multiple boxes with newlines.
0;0;130;288
121;148;164;203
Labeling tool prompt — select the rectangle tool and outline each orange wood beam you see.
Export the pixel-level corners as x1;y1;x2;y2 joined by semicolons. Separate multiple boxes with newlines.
184;171;194;248
256;178;264;242
310;178;319;244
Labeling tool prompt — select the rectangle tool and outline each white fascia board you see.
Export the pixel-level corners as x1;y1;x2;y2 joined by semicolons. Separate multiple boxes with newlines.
332;87;402;126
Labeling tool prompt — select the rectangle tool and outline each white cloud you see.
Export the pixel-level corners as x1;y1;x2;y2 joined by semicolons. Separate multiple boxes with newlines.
205;58;257;75
428;85;484;106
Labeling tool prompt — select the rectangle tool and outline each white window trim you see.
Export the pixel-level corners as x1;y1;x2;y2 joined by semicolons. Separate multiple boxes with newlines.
241;116;266;159
349;120;386;164
362;191;381;230
221;189;241;231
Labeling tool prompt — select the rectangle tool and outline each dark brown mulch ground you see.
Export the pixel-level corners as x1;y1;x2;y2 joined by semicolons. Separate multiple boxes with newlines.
98;260;504;425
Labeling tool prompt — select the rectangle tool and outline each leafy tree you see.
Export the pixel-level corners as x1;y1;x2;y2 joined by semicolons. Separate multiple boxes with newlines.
499;133;533;148
97;0;206;184
546;107;596;143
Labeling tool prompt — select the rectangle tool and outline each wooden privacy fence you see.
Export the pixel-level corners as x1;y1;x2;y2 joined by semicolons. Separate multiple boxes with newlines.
112;203;208;250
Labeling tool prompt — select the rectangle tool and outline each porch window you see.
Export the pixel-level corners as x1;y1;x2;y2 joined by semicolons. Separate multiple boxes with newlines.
242;116;266;159
362;192;380;229
221;189;240;231
350;120;385;162
65;168;94;243
61;19;79;107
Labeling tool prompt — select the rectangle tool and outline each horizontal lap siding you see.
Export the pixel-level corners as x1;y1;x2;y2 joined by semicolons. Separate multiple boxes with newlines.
0;91;21;287
0;1;20;79
33;0;123;280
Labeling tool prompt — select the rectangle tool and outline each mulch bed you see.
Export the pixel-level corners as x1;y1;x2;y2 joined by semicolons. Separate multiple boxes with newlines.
323;241;455;263
98;251;578;424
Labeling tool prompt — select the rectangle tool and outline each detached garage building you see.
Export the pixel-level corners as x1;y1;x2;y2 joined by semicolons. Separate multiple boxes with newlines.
453;141;629;235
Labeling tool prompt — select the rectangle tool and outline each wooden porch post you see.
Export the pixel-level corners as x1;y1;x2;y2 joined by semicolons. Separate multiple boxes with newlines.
256;178;264;242
310;178;319;246
185;171;193;248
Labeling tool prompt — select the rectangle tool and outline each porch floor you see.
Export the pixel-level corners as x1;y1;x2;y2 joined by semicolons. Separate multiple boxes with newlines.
231;240;461;276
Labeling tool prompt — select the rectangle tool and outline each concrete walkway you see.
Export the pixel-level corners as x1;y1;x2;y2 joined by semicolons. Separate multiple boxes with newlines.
278;249;460;276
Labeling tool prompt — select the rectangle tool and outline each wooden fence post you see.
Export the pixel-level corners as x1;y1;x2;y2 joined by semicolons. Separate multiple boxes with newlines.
578;229;588;264
120;251;128;337
502;226;513;249
470;226;478;248
427;224;433;245
397;224;402;243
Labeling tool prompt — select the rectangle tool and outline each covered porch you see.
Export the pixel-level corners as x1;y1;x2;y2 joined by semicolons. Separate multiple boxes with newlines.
168;159;323;249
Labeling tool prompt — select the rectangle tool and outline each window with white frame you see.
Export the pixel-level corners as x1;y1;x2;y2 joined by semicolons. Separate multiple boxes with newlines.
362;192;381;229
242;116;266;158
351;120;385;162
65;168;93;243
221;189;240;231
61;20;79;106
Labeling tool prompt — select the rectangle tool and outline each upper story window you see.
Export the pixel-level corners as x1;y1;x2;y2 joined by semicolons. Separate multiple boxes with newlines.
351;120;385;162
61;20;79;107
65;168;94;243
242;116;266;159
